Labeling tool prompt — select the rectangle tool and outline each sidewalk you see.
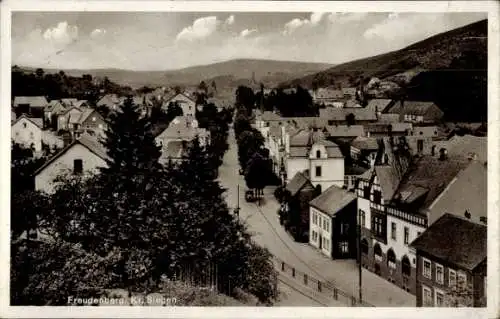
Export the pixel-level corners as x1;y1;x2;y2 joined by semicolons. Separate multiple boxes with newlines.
254;196;415;307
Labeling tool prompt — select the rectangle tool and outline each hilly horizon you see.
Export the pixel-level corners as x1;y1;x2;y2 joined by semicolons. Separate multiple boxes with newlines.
18;58;333;89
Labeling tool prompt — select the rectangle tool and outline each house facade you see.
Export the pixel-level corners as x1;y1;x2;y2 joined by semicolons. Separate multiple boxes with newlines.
411;214;487;307
286;129;345;193
34;135;109;194
356;137;470;295
309;185;358;259
385;101;444;124
11;115;44;154
79;109;108;138
163;93;196;117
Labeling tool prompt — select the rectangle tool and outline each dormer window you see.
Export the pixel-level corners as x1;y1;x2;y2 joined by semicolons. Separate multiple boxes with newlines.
316;150;321;158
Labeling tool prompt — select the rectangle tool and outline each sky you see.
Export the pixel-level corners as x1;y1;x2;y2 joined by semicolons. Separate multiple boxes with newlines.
11;12;487;71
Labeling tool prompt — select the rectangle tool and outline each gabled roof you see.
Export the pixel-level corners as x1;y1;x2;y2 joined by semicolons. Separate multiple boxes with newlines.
73;100;89;108
79;108;100;124
13;96;48;108
165;92;196;104
389;155;470;211
410;214;486;271
45;100;65;112
97;94;120;107
61;98;78;106
428;160;487;225
386;101;442;117
365;99;393;113
155;116;208;140
34;134;109;176
285;172;312;197
325;125;365;137
12;114;44;129
319;108;377;122
310;185;356;217
432;135;487;163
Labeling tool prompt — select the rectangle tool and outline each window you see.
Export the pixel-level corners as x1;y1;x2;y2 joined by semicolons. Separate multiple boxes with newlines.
316;150;321;158
363;186;370;199
23;122;27;128
374;244;382;262
391;222;397;240
339;241;349;254
359;210;365;228
404;227;409;245
92;116;96;122
423;258;431;279
434;289;444;307
313;212;318;225
374;216;384;236
73;159;83;175
387;249;396;269
15;132;19;136
436;264;444;284
373;190;382;204
449;269;457;287
402;256;411;276
417;139;424;153
361;239;368;254
98;124;103;129
315;166;322;177
457;272;467;289
323;219;327;231
30;132;34;139
422;286;433;307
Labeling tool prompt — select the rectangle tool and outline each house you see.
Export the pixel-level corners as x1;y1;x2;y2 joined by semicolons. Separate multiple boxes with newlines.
282;172;317;242
286;129;344;193
44;100;66;125
356;137;471;295
350;137;379;167
78;108;108;138
161;140;188;163
309;185;358;259
34;135;109;194
411;214;486;307
42;131;64;151
74;100;91;109
384;100;444;124
344;165;369;191
312;88;344;107
376;113;401;123
11;115;44;154
427;160;487;226
268;124;286;175
61;98;78;107
155;116;209;164
324;125;365;139
162;93;196;117
13;96;49;118
57;106;83;132
320;108;378;126
97;94;123;112
365;99;393;114
365;123;413;138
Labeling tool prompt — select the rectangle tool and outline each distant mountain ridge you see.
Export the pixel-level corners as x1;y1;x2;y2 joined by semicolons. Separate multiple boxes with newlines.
281;19;487;122
19;59;333;89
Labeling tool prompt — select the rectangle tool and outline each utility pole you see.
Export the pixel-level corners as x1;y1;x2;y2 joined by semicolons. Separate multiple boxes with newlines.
357;210;363;304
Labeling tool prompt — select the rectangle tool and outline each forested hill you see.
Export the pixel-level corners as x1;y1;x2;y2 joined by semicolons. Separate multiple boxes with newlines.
282;19;487;122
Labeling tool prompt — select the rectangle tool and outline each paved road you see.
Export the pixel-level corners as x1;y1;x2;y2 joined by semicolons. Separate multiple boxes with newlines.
218;127;415;307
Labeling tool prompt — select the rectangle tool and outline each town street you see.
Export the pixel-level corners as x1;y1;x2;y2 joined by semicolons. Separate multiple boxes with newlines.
218;126;415;307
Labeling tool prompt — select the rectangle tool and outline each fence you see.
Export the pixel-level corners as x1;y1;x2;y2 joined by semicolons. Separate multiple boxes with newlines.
272;256;374;307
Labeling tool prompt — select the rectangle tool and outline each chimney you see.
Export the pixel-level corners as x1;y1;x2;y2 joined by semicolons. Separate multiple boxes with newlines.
439;148;448;161
431;145;436;156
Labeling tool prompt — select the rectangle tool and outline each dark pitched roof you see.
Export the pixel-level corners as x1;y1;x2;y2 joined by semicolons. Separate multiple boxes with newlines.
325;125;365;137
289;130;343;158
13;96;48;108
309;185;356;217
365;99;393;113
410;214;486;271
433;135;487;163
351;136;379;151
386;101;442;117
285;172;312;196
314;88;344;100
319;108;377;122
377;113;400;123
389;155;470;211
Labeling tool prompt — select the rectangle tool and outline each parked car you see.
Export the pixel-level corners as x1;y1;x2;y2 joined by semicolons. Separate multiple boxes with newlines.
245;190;257;202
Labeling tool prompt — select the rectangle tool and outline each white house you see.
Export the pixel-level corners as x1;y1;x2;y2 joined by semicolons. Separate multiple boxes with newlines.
11;115;44;154
162;93;196;117
34;135;109;194
286;129;344;193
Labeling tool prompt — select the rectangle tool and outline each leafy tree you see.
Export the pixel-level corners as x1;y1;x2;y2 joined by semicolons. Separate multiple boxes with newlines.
244;152;272;205
235;86;255;112
236;129;264;171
